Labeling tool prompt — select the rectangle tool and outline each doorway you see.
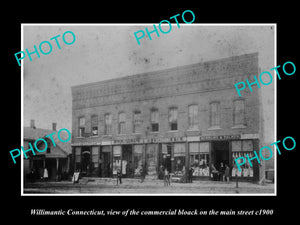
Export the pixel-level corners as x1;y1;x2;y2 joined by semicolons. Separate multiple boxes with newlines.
101;151;111;177
122;145;133;177
81;147;91;176
211;141;229;170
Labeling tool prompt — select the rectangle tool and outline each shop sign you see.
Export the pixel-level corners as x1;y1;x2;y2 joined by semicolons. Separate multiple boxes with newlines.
71;141;101;146
113;138;143;145
199;135;241;141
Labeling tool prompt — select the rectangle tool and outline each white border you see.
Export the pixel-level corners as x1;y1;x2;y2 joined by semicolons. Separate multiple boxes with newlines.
21;23;277;196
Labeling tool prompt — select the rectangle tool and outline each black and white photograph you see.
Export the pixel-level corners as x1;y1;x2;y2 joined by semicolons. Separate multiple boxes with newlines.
3;5;298;224
21;24;275;195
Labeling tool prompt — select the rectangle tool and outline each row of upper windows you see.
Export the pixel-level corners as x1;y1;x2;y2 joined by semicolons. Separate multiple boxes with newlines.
77;100;245;137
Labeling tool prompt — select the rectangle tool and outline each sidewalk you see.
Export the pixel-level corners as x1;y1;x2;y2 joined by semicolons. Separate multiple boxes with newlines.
23;177;275;194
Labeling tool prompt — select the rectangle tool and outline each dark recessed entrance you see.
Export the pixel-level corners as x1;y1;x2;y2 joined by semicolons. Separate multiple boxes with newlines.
211;141;230;171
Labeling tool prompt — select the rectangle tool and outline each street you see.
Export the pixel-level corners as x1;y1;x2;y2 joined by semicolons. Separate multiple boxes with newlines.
23;177;274;194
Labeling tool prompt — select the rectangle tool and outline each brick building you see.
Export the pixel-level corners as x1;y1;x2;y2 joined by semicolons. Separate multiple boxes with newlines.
71;52;265;181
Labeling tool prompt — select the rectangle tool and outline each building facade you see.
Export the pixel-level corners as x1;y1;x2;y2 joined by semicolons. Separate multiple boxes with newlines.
24;121;72;181
71;53;264;181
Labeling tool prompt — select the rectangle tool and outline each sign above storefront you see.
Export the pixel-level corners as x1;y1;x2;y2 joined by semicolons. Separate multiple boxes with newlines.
199;135;241;141
71;135;242;147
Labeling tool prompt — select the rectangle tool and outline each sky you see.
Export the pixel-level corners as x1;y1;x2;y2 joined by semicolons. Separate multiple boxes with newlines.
22;24;275;143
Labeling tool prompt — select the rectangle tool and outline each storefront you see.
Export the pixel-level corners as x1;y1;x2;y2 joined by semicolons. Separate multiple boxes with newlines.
72;135;259;181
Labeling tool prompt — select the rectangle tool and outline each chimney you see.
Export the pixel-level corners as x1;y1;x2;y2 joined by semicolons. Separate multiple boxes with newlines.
52;122;57;131
30;120;36;129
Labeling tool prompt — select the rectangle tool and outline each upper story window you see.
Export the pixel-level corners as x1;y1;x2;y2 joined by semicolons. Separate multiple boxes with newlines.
188;104;198;130
104;113;112;135
91;115;98;136
233;99;245;126
210;102;220;127
169;107;178;131
118;112;126;134
78;117;85;137
150;108;159;132
133;110;142;133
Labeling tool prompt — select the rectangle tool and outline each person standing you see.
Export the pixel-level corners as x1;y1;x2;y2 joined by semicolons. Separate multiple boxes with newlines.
116;168;122;185
224;164;230;183
164;168;170;186
43;167;48;182
219;162;225;181
188;167;194;183
139;165;146;183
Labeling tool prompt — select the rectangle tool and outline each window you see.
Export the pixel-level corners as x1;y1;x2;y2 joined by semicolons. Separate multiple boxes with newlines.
233;99;245;126
210;102;220;127
78;117;85;137
104;113;112;135
118;112;126;134
232;140;254;177
169;107;178;131
188;104;198;130
133;110;142;133
91;115;98;136
189;142;210;177
150;108;159;132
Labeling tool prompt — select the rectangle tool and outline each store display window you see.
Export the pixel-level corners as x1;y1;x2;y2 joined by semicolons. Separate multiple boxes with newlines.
112;146;121;175
133;145;144;175
173;143;186;175
147;144;158;176
189;142;210;177
231;140;254;177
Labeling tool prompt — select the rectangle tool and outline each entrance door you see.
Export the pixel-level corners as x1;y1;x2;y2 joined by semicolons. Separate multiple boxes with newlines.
102;152;111;177
211;141;229;170
81;147;91;176
122;145;133;177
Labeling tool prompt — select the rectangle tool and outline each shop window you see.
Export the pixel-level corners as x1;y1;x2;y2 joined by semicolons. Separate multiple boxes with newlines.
91;115;98;136
173;143;186;175
112;146;121;175
133;110;142;133
133;145;144;176
104;113;112;135
231;140;254;177
189;142;209;176
150;108;159;132
233;99;245;126
147;144;158;176
118;112;126;134
169;107;178;131
78;117;85;137
188;104;198;130
210;102;220;127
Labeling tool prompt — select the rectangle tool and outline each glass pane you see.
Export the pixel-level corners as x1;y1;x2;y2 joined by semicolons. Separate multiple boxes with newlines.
147;144;158;176
199;142;209;153
242;140;253;151
133;145;144;175
189;142;199;153
232;141;242;152
112;146;121;174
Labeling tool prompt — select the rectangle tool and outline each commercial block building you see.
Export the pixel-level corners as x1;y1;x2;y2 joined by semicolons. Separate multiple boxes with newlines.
71;52;266;181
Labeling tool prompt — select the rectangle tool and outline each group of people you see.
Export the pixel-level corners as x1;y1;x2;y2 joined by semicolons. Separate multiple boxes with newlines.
27;167;49;182
211;162;230;182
